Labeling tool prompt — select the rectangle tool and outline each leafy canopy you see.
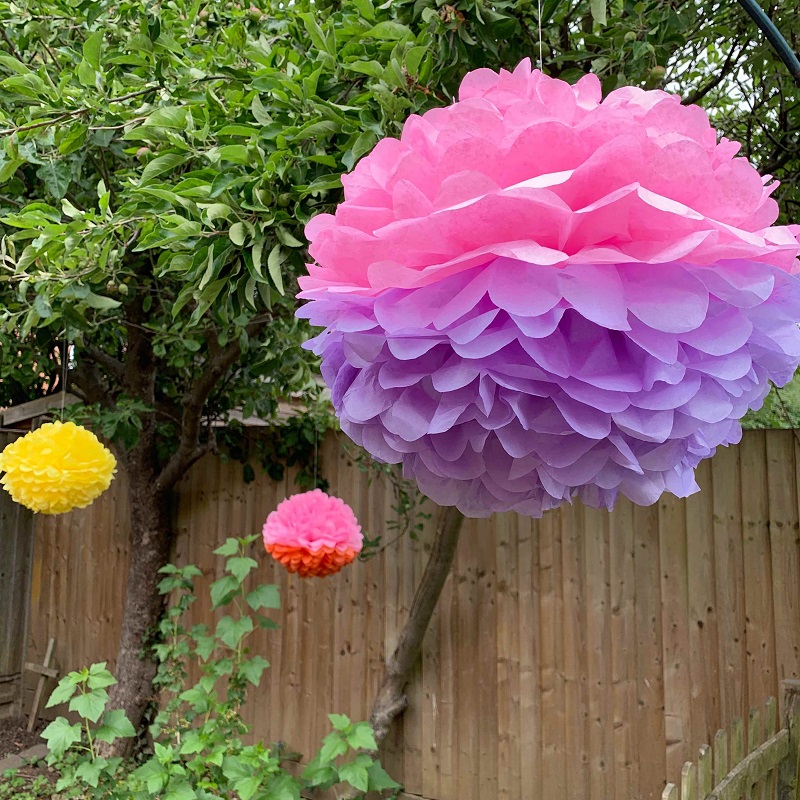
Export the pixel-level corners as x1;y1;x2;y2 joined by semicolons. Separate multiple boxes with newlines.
0;0;798;456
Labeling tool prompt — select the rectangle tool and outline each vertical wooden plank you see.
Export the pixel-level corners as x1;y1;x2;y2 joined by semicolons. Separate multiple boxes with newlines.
769;432;800;682
539;507;566;799
379;461;404;787
662;784;679;800
420;510;441;800
584;505;614;800
609;498;638;800
495;511;517;800
778;680;800;800
633;503;667;800
740;431;778;713
436;531;457;800
455;516;479;800
686;458;719;753
697;744;713;797
712;444;747;727
748;706;762;800
660;491;693;780
477;517;498;800
517;513;537;800
764;698;778;800
681;761;697;800
730;717;745;770
714;728;728;786
562;503;590;800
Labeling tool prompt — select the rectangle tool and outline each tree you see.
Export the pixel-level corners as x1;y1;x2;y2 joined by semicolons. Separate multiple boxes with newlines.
1;0;798;755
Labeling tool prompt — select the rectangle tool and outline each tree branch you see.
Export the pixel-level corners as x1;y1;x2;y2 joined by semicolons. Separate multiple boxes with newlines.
367;505;464;748
682;45;741;105
155;317;269;492
84;345;124;379
0;86;158;136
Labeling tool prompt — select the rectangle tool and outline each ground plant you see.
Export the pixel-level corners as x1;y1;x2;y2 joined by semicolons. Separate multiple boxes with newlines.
0;537;399;800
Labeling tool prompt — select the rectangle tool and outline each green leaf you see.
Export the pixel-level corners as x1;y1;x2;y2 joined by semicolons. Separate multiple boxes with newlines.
0;53;32;75
319;732;348;764
144;106;189;129
83;31;104;70
346;722;378;751
364;21;412;40
77;59;96;88
36;161;71;200
265;774;301;800
83;291;122;311
346;60;385;79
69;688;108;723
58;124;89;155
221;755;251;782
367;761;401;791
194;635;217;661
164;778;196;800
339;761;369;792
328;713;350;731
590;0;607;25
234;775;262;800
46;679;79;708
229;222;247;246
75;760;102;788
217;145;250;164
250;95;272;125
209;574;239;608
87;663;117;690
245;583;280;611
239;655;269;685
226;556;258;583
139;153;188;185
94;709;136;743
41;718;82;758
213;538;240;557
215;615;253;649
276;226;303;247
267;244;285;295
405;45;427;76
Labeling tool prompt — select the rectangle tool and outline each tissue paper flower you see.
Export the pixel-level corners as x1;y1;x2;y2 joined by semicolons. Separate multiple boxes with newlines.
298;59;800;518
262;489;363;578
0;421;117;514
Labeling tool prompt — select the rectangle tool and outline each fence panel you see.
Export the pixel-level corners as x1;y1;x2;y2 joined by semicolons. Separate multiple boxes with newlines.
0;432;34;717
21;429;800;800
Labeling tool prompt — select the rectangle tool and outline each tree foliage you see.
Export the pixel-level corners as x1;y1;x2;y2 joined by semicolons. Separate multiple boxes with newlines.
1;0;798;443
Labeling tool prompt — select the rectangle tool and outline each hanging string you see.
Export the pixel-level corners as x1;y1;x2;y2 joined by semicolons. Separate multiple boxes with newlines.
60;335;69;421
537;0;544;72
313;425;319;489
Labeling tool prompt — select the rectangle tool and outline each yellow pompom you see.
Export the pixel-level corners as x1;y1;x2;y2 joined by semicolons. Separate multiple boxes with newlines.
0;421;117;514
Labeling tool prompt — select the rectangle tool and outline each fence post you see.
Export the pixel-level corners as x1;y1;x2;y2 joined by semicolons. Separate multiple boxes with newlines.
778;680;800;800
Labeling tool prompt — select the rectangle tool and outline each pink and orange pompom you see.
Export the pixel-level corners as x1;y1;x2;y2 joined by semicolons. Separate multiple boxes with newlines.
262;489;363;578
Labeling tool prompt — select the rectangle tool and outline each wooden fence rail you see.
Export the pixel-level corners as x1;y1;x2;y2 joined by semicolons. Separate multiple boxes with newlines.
662;681;800;800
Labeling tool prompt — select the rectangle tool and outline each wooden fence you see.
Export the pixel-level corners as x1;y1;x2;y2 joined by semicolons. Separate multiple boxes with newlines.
18;429;800;800
662;681;800;800
0;432;34;718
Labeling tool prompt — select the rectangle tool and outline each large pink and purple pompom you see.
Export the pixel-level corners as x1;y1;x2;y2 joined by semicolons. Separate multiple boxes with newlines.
297;59;800;518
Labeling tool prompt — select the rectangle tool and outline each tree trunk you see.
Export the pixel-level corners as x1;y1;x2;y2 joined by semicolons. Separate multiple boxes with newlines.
369;505;464;747
103;470;174;754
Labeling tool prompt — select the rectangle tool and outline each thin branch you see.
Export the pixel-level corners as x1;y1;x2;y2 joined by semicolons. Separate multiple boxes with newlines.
0;27;23;62
0;86;158;136
682;45;741;105
84;345;124;379
367;505;464;748
155;317;270;492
